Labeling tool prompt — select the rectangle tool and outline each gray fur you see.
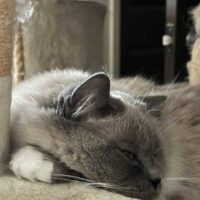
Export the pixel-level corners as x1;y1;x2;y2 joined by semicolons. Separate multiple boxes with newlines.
10;69;200;200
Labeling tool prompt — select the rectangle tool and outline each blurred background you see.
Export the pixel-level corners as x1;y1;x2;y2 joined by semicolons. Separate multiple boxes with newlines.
14;0;200;84
119;0;199;83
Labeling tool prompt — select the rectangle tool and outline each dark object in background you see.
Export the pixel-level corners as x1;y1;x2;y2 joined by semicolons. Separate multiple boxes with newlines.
120;0;199;83
163;0;199;83
186;25;196;50
121;0;165;83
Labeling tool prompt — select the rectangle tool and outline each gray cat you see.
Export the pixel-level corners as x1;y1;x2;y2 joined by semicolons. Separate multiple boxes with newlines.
9;69;200;200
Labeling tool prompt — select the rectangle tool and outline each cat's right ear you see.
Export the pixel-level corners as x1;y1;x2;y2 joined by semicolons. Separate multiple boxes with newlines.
139;95;167;117
64;72;111;119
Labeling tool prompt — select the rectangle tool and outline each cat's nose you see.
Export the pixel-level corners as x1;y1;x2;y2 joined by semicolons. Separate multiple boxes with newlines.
149;177;161;190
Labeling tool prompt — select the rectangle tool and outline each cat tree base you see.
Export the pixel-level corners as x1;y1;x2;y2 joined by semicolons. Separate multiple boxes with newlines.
0;176;137;200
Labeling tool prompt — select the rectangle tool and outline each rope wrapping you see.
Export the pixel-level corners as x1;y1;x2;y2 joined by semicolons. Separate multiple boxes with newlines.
13;23;25;85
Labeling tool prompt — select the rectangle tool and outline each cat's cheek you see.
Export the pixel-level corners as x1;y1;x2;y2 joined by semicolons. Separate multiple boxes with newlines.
9;146;53;183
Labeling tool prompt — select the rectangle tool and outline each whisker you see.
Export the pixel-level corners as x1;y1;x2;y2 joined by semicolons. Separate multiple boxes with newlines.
163;176;200;182
52;175;137;191
53;174;94;183
52;177;85;183
85;182;136;190
164;176;200;179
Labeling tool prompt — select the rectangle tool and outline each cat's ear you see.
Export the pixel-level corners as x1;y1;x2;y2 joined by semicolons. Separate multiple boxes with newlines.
70;72;110;107
68;72;110;118
139;95;167;117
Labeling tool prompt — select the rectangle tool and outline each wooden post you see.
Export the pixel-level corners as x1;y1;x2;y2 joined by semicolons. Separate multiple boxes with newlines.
108;0;121;78
0;0;15;174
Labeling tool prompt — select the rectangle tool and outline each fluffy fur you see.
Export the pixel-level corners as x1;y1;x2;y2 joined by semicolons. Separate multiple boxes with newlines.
10;69;200;200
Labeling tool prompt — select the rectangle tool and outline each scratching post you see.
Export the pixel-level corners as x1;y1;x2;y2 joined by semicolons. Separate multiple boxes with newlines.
0;0;15;173
13;23;24;85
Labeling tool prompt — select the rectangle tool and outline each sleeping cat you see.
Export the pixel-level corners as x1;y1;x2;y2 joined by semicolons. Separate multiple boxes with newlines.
9;69;200;200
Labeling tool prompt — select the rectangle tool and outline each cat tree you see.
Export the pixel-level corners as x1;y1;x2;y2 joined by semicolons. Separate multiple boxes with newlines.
0;0;14;174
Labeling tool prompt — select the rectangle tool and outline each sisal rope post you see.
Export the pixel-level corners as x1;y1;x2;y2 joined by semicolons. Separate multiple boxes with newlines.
13;23;25;85
0;0;15;174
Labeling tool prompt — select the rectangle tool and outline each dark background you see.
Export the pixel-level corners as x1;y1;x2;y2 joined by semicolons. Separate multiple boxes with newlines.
120;0;200;83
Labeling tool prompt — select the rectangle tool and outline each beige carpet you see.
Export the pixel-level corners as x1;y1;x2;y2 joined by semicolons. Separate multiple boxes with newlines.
0;176;136;200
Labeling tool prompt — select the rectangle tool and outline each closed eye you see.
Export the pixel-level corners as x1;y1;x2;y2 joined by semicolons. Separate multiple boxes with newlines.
120;149;137;162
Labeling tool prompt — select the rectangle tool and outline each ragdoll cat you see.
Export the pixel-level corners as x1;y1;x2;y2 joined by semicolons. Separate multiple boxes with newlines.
9;69;200;200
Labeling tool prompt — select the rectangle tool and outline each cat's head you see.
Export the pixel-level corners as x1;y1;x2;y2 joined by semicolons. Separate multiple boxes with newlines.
56;73;167;200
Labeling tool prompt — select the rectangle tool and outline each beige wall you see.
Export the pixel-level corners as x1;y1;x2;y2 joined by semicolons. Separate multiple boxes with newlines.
93;0;108;6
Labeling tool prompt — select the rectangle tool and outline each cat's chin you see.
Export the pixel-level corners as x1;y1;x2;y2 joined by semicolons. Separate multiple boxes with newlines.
57;166;160;200
56;168;159;200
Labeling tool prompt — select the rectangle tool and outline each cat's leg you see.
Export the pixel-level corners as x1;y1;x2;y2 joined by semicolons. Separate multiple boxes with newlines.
9;145;66;183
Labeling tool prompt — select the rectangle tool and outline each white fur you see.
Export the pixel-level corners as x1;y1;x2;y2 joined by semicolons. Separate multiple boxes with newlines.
10;146;53;183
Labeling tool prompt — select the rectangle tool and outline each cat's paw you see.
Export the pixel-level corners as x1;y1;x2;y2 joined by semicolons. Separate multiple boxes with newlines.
10;146;53;183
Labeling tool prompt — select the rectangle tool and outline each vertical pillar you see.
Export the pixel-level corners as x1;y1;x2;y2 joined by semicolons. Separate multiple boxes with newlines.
0;0;15;174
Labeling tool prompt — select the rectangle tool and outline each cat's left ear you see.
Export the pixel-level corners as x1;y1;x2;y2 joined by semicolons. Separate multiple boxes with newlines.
139;95;167;117
70;72;110;107
67;72;110;118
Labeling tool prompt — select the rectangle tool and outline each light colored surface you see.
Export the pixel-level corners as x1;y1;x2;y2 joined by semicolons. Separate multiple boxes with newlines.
187;61;200;85
187;4;200;85
191;3;200;34
0;176;136;200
